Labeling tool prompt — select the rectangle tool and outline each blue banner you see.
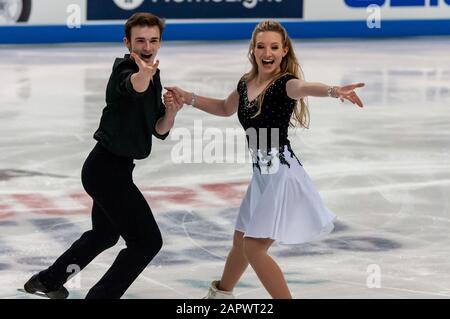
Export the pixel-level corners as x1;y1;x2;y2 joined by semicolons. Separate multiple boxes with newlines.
87;0;304;20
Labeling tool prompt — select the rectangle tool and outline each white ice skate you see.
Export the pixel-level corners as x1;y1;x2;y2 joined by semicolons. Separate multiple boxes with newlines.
203;280;235;299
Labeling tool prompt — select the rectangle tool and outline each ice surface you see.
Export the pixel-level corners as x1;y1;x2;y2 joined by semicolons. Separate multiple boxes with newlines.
0;37;449;298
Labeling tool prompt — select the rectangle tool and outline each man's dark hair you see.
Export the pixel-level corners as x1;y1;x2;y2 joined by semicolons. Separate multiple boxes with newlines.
125;12;164;41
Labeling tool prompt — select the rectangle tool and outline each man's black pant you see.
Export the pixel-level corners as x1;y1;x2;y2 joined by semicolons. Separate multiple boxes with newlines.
39;142;162;299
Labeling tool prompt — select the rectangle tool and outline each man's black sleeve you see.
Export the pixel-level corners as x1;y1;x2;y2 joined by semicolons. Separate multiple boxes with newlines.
153;101;170;140
115;64;146;97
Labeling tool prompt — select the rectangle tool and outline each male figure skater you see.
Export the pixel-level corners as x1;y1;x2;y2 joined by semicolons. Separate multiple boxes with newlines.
24;12;183;299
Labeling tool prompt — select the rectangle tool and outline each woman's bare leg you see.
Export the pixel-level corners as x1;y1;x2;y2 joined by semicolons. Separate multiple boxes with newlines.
243;237;292;299
218;231;249;292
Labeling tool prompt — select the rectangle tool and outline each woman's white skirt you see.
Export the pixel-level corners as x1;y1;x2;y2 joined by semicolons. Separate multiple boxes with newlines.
235;146;336;245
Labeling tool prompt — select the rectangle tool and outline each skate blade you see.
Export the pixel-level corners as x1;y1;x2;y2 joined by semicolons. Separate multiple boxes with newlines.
17;288;50;299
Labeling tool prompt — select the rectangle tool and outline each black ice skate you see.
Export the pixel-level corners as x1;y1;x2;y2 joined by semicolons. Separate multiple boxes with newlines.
23;274;69;299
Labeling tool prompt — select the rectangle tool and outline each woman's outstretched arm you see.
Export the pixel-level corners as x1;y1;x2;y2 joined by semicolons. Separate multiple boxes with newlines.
286;79;365;108
165;86;239;117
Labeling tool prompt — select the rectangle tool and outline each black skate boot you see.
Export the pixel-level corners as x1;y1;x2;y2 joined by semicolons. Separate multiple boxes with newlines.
24;274;69;299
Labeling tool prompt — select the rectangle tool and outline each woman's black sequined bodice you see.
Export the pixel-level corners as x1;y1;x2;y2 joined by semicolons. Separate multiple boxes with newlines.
237;73;303;171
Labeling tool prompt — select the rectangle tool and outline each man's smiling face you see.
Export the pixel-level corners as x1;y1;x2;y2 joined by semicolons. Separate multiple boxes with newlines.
124;25;161;64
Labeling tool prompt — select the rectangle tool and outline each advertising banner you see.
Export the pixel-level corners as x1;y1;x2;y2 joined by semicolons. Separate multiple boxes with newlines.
0;0;449;43
87;0;303;20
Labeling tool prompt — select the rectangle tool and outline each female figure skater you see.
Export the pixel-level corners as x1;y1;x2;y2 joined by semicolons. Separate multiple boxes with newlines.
165;20;364;299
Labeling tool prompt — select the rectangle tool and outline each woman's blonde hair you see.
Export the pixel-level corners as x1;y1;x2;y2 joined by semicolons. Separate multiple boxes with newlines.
243;20;310;128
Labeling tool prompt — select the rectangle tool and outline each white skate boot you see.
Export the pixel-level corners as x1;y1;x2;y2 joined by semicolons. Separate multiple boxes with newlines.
203;280;235;299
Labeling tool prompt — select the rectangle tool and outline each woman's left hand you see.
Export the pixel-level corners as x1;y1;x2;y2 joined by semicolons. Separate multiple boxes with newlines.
335;83;365;108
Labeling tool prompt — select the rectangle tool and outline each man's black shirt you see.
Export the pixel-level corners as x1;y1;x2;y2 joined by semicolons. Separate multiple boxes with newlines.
94;54;169;159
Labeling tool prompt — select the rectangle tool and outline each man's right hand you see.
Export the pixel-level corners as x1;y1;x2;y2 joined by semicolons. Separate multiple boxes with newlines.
131;53;159;78
130;53;159;93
